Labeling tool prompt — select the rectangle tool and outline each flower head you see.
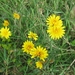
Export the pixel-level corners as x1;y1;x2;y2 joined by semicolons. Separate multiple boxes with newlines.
22;40;35;54
3;20;9;27
47;26;65;39
46;14;63;28
30;46;48;61
13;12;20;19
28;31;38;41
36;61;43;69
0;27;11;39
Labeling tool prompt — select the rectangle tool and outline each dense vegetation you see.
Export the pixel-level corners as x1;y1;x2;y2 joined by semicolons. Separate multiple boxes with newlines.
0;0;75;75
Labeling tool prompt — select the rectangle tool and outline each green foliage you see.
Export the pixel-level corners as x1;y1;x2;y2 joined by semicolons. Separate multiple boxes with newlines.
0;0;75;75
71;40;75;46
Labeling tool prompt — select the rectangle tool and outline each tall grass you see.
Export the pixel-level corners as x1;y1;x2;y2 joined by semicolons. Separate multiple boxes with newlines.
0;0;75;75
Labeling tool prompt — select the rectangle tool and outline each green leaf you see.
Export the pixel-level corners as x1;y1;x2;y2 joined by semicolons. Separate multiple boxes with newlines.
0;68;4;73
71;40;75;46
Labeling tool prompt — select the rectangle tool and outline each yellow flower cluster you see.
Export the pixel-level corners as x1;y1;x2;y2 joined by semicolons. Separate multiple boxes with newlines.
46;14;65;39
0;12;20;40
1;12;66;70
13;12;20;19
0;20;11;39
22;40;34;54
28;31;38;41
3;20;9;27
22;31;48;69
36;61;43;69
0;27;11;39
30;46;48;61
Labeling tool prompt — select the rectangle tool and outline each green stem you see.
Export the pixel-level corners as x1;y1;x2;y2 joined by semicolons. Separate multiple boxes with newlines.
6;66;8;75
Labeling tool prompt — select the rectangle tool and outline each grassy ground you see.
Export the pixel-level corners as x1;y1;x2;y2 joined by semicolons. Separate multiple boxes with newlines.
0;0;75;75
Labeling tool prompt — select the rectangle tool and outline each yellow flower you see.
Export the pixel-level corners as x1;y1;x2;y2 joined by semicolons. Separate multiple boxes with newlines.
22;40;34;54
46;14;63;28
3;20;9;27
0;27;11;39
47;26;65;39
36;61;43;69
13;12;20;19
28;31;38;41
30;46;48;61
